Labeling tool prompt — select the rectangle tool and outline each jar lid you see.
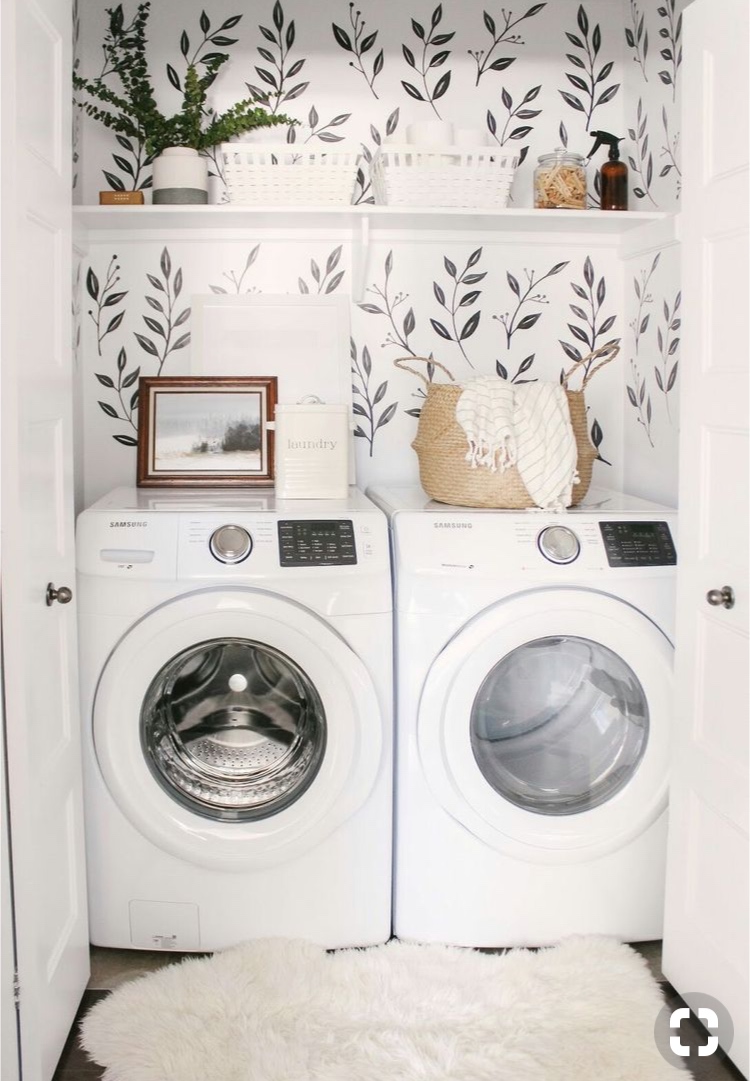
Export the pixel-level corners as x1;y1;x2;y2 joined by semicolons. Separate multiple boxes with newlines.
537;147;586;165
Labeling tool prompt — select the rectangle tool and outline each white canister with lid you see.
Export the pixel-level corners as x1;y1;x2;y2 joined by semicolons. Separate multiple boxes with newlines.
271;398;350;499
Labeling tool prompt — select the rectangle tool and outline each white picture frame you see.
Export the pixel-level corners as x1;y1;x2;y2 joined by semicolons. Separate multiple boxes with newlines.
190;294;355;483
190;293;352;407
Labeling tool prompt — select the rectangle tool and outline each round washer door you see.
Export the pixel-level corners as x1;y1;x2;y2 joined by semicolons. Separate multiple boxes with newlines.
94;588;384;871
418;588;672;863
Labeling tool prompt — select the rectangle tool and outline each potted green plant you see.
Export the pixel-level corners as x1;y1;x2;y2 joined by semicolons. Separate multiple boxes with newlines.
74;2;293;203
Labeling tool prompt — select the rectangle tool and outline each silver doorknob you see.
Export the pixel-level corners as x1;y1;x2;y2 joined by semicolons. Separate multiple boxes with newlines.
706;585;735;610
46;583;73;606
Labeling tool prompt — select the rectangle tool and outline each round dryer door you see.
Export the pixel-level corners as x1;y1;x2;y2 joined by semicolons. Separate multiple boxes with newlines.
418;588;673;863
94;589;384;871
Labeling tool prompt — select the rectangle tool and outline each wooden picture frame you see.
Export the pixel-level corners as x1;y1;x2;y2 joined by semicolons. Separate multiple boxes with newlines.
136;376;277;487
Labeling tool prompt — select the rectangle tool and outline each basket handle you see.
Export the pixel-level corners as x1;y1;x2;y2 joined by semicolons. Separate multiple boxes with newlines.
562;342;620;390
394;355;456;387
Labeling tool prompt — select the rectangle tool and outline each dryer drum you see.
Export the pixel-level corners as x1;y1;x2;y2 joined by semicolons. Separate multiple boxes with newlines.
140;638;327;821
470;635;649;816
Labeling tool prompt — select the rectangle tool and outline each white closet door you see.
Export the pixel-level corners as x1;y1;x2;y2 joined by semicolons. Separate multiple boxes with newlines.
0;0;90;1077
1;696;19;1081
662;0;749;1075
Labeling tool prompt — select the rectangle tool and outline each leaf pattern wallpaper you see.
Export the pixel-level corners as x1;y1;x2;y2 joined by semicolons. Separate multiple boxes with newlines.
620;0;684;504
75;0;685;508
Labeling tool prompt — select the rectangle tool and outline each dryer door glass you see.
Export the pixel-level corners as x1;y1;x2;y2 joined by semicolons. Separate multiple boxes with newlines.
141;638;326;821
470;636;648;815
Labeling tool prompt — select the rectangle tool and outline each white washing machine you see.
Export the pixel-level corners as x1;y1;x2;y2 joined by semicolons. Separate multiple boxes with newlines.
76;487;392;951
367;484;677;947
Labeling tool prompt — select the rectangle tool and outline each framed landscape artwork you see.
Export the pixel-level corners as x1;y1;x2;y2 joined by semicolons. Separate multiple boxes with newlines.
136;376;277;487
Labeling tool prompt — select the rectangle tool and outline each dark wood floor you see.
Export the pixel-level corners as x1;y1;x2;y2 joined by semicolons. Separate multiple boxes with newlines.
665;993;746;1081
51;991;107;1081
52;982;745;1081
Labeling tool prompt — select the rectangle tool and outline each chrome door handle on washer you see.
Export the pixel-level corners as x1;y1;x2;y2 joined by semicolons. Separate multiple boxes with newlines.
706;585;735;610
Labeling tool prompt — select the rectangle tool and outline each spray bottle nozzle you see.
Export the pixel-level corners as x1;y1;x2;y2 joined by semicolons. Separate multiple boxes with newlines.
587;130;624;160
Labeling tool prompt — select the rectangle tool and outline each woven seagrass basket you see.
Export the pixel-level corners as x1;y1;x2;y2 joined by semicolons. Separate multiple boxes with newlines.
395;344;619;509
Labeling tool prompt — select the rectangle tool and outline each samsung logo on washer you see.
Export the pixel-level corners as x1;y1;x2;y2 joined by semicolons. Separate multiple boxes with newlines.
434;521;473;529
109;520;148;527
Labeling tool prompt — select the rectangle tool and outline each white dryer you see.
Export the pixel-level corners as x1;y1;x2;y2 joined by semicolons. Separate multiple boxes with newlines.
76;487;392;951
368;484;676;947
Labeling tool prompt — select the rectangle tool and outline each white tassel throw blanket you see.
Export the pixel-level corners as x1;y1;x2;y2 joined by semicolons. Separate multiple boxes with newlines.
513;382;579;511
454;377;516;472
456;379;579;511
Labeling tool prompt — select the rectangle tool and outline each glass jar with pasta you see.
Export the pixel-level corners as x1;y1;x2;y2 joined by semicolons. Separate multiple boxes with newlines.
533;149;587;209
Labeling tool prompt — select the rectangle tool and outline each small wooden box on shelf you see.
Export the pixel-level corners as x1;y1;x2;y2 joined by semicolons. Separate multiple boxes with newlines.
98;191;144;206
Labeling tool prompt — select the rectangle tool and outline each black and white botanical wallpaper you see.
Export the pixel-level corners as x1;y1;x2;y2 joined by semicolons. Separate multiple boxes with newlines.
75;0;686;507
620;0;684;505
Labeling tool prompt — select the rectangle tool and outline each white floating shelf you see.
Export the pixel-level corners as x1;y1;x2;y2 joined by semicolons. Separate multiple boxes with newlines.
73;203;672;237
73;204;675;302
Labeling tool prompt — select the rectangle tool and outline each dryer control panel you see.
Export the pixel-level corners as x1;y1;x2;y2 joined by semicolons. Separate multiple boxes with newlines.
599;521;676;567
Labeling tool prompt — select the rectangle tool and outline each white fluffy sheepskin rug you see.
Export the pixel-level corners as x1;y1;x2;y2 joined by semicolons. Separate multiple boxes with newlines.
81;936;684;1080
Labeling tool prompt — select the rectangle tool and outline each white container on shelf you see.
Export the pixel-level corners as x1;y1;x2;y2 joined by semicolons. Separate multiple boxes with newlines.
406;120;454;146
219;144;361;205
371;145;518;208
454;128;486;148
271;400;350;499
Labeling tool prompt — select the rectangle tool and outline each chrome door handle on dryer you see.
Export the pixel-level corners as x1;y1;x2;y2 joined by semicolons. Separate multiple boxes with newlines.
46;583;73;606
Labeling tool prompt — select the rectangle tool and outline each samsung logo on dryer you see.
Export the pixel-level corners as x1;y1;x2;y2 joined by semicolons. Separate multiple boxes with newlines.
109;520;148;528
433;521;473;529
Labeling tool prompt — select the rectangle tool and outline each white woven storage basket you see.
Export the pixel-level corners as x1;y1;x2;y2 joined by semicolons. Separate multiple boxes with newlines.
220;144;361;205
371;145;518;208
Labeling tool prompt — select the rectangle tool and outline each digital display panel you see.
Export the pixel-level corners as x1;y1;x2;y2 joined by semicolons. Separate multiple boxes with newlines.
278;520;357;566
599;521;676;567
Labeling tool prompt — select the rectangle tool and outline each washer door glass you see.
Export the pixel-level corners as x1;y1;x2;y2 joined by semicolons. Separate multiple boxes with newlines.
141;637;325;821
470;636;648;816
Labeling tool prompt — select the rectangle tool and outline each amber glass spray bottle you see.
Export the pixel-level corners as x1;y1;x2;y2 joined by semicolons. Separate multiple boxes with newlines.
587;131;628;211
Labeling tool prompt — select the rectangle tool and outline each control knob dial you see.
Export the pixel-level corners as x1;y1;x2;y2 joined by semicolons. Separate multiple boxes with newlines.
537;525;581;564
209;524;253;564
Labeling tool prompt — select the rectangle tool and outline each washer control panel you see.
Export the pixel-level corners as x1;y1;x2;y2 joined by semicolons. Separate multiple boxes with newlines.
599;521;676;567
208;524;253;564
537;525;581;564
278;520;357;567
78;507;388;579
